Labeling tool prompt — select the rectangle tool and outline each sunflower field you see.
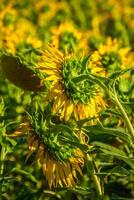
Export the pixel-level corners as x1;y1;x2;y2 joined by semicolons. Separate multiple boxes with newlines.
0;0;134;199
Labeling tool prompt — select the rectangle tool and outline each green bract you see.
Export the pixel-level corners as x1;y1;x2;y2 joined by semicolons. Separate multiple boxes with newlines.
60;31;78;52
101;52;121;72
62;57;97;104
28;107;79;163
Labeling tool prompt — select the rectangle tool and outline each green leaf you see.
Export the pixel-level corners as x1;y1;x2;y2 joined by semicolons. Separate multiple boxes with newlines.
111;193;134;200
6;137;17;147
77;117;99;128
82;55;90;67
0;97;5;116
119;77;131;93
52;124;79;143
108;67;133;80
109;166;129;176
61;139;89;151
11;168;38;183
92;141;126;156
102;108;122;117
51;124;73;135
0;115;17;123
68;186;91;195
92;142;134;169
58;186;91;195
83;125;132;145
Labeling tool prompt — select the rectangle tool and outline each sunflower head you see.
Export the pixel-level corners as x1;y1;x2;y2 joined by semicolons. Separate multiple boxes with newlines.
14;105;85;188
89;37;133;77
28;106;81;163
1;6;42;55
51;22;88;54
62;56;97;104
38;46;106;121
0;52;46;92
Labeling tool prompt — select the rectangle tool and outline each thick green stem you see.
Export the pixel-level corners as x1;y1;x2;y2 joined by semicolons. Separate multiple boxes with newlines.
112;93;134;137
0;147;5;176
0;145;5;200
86;154;103;199
107;80;134;137
83;74;134;137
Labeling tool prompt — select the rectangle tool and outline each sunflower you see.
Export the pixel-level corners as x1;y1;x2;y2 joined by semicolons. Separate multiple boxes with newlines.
13;108;85;188
27;133;84;188
1;55;45;91
38;46;106;122
89;37;133;77
0;2;18;52
51;22;89;54
34;0;68;27
1;18;42;54
0;1;42;55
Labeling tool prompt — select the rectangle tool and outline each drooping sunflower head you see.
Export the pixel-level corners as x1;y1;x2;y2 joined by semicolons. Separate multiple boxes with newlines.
38;46;106;122
89;37;133;77
29;107;82;163
13;106;85;188
0;50;46;91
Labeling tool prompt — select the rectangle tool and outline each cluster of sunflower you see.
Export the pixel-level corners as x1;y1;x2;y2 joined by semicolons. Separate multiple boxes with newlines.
0;0;134;198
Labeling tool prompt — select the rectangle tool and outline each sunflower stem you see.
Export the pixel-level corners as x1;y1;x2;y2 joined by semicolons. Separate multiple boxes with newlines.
109;81;134;138
112;93;134;136
86;154;103;199
82;74;134;138
0;145;5;200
